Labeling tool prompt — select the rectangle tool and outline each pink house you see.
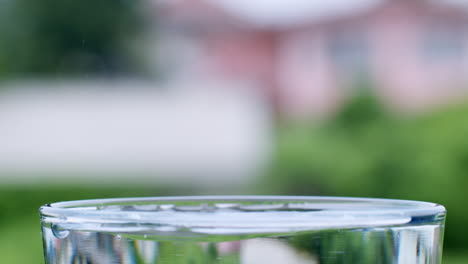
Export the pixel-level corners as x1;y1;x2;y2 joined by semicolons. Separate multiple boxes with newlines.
155;0;468;118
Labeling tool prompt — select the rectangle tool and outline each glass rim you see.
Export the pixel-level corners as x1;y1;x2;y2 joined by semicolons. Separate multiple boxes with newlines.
40;196;446;234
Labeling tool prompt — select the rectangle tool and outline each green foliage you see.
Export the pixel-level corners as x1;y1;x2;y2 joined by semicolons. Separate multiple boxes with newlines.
264;90;468;250
0;0;144;78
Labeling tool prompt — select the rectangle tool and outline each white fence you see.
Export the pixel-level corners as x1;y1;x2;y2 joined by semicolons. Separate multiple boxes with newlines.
0;80;272;186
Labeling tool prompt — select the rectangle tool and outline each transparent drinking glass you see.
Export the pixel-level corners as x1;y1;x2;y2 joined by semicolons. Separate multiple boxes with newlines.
40;196;446;264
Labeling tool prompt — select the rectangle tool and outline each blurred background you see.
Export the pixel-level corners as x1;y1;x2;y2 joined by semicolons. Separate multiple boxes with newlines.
1;0;468;262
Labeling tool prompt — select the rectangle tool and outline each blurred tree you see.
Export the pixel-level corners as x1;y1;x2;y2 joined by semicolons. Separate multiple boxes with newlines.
0;0;144;78
263;85;468;250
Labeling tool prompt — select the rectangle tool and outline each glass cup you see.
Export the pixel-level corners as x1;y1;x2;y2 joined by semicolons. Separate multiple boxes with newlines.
40;196;446;264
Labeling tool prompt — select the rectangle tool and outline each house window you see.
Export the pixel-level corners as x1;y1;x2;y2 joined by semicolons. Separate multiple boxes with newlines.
327;29;370;74
422;23;465;63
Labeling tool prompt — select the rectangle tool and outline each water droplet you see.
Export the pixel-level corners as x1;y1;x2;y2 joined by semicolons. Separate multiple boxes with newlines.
160;204;174;210
116;234;122;240
215;203;239;209
51;224;69;239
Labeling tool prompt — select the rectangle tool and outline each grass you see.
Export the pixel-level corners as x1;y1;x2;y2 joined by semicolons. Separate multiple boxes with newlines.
443;252;468;264
1;217;41;263
0;185;173;263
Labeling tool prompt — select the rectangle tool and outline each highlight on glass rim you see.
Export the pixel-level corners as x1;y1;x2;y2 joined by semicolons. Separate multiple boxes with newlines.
0;0;466;263
40;196;446;264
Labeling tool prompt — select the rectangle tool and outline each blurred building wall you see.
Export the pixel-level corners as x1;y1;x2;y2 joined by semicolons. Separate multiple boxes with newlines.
156;0;468;118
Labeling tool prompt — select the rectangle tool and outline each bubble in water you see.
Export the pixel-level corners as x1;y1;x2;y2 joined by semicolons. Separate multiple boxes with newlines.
51;224;70;239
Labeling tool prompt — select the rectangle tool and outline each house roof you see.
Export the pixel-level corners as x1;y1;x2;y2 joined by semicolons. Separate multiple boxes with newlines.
202;0;468;28
157;0;468;29
206;0;384;28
